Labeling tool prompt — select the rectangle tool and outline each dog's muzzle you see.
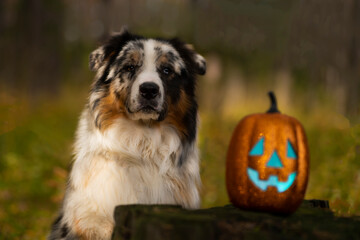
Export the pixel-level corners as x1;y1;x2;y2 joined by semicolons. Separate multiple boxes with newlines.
126;80;166;121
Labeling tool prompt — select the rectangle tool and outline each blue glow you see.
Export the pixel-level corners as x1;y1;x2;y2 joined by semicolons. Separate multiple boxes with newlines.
247;168;297;193
287;140;297;159
266;151;283;168
249;137;264;156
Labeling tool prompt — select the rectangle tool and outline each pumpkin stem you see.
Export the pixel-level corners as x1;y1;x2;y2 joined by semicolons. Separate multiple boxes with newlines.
267;91;280;113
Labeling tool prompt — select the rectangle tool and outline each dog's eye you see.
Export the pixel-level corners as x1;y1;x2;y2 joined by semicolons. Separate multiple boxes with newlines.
162;67;172;75
125;65;135;72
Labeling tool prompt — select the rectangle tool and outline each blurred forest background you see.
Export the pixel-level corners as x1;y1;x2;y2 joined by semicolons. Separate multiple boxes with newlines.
1;0;360;239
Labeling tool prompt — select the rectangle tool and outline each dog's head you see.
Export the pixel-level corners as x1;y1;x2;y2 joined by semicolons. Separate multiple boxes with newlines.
89;30;206;139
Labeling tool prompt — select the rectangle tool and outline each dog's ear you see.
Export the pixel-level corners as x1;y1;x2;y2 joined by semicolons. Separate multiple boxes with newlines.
89;27;133;72
89;47;106;71
185;44;206;75
169;39;206;76
194;53;206;75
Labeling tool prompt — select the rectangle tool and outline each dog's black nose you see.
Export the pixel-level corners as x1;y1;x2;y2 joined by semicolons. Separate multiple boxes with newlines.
139;82;160;100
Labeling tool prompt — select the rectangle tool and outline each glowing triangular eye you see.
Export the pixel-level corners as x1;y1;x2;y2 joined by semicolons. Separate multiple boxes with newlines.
266;150;283;168
287;140;297;159
249;137;264;156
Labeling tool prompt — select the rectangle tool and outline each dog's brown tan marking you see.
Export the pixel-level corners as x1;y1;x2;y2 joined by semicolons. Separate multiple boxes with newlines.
156;48;183;75
73;219;84;238
129;50;142;64
104;51;116;62
164;89;191;141
95;83;127;131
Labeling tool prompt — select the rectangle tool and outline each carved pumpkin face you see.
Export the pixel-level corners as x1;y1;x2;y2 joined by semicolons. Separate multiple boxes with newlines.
226;92;309;214
247;136;297;193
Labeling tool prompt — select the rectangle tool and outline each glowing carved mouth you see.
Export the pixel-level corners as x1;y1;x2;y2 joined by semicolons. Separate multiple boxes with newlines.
247;168;297;193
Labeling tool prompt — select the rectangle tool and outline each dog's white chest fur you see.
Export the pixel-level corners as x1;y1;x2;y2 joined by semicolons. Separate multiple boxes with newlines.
60;109;200;238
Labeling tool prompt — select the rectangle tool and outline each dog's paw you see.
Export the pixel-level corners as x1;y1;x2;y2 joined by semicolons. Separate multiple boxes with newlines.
74;216;113;240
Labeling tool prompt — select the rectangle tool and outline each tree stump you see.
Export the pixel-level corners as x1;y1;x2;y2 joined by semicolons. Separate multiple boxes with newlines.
112;200;360;240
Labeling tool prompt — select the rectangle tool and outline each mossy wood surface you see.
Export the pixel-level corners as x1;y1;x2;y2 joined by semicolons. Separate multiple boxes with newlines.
112;200;360;240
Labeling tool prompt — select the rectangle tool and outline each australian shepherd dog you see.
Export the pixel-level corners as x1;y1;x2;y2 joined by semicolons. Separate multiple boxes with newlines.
49;30;206;240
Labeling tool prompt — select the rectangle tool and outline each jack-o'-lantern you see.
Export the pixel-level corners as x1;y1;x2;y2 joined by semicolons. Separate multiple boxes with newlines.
226;92;309;214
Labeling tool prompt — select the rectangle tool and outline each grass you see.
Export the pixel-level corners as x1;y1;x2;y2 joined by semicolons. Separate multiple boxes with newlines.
0;86;85;239
0;84;359;239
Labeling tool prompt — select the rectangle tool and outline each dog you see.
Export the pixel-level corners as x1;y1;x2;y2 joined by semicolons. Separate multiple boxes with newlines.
48;30;206;240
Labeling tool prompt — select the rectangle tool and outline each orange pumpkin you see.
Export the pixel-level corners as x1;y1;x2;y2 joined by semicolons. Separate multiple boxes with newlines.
226;92;309;214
